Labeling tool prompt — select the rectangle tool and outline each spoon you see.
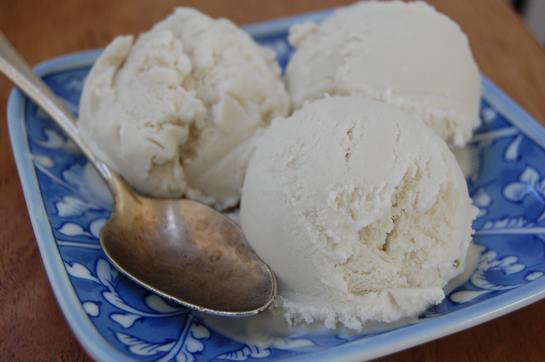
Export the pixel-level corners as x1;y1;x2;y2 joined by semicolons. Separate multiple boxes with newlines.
0;33;276;316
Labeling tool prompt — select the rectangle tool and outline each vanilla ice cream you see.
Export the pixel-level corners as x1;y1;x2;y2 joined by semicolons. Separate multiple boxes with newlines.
79;8;290;209
286;1;481;147
241;97;476;330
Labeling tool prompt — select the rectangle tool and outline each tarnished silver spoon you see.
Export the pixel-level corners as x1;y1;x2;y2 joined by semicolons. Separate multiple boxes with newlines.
0;33;276;316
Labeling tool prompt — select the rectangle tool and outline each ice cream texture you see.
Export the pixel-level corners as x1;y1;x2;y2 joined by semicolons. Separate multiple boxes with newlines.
78;7;290;209
286;1;481;147
240;96;477;330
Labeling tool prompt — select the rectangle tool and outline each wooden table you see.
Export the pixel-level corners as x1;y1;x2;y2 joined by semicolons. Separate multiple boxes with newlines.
1;0;545;360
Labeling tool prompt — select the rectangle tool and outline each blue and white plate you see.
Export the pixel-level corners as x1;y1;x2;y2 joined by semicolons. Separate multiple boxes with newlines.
8;9;545;362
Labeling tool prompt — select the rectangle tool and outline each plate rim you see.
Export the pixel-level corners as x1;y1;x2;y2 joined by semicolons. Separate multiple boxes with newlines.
7;9;545;362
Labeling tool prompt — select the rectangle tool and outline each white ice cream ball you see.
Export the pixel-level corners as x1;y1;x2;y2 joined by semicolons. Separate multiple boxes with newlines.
241;96;476;330
286;1;481;147
79;7;290;209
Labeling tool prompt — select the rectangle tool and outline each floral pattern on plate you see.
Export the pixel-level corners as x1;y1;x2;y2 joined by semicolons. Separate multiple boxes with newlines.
9;14;545;362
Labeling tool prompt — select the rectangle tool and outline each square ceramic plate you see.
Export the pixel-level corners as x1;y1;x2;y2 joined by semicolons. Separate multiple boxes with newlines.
8;9;545;362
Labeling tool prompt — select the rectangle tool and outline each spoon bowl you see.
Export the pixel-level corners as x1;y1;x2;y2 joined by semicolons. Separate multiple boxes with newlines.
0;32;276;316
102;176;276;315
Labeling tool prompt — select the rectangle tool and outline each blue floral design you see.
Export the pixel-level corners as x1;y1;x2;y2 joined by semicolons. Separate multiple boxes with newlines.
9;15;545;362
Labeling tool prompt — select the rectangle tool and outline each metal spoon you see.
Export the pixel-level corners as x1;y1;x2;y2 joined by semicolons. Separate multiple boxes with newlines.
0;33;276;316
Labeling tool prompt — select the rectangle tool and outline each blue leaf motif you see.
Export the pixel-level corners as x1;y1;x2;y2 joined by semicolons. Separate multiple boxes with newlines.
190;324;210;340
103;291;131;311
111;313;141;328
34;126;79;153
174;323;210;361
504;166;545;202
449;290;489;303
520;167;540;186
96;259;119;287
103;289;185;318
64;261;99;283
33;154;53;167
90;218;107;239
526;271;544;281
481;107;496;124
83;301;100;317
217;345;270;360
185;324;210;354
152;317;209;362
56;195;90;217
473;188;491;207
35;129;66;149
473;188;491;218
66;259;183;323
145;294;183;313
505;134;523;161
450;247;524;304
176;350;192;362
498;256;525;274
116;332;175;356
58;223;91;237
92;258;186;319
473;250;524;289
503;183;531;201
185;339;203;354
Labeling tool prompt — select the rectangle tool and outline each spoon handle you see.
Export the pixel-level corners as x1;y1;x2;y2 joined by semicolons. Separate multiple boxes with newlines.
0;32;121;194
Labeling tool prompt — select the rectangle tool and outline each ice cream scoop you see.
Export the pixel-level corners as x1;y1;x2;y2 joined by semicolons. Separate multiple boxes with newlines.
286;1;481;147
79;7;290;209
241;96;476;330
0;32;276;317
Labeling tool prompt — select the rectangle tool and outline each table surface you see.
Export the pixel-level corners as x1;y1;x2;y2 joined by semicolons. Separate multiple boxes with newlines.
1;0;545;361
